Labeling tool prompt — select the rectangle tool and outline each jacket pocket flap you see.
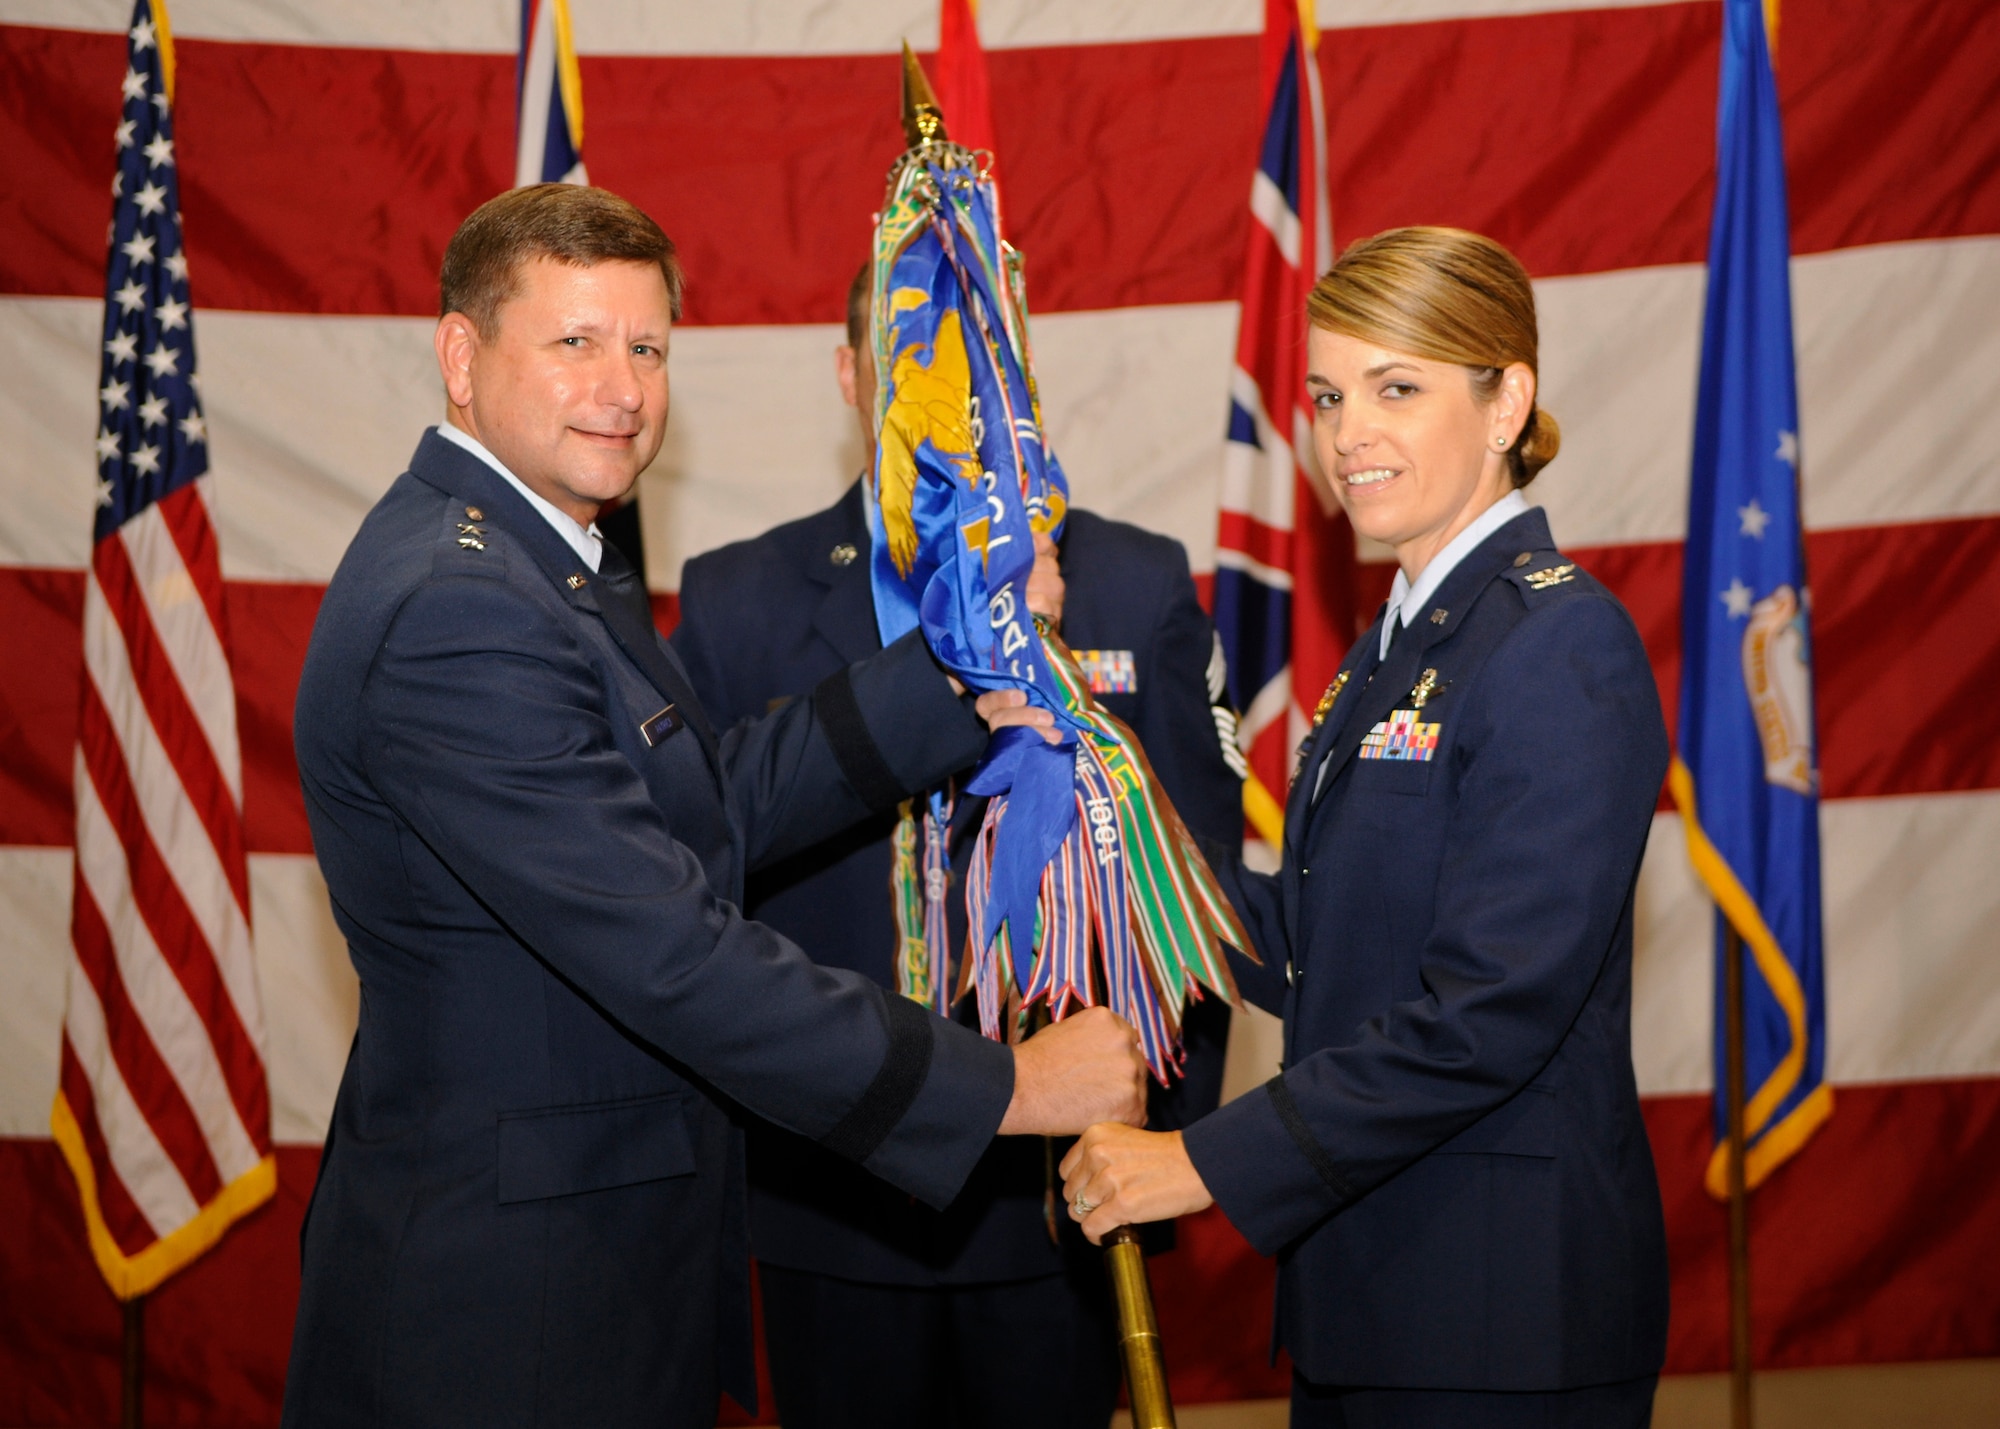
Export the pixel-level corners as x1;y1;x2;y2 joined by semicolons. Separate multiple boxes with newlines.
496;1092;696;1203
1434;1085;1556;1158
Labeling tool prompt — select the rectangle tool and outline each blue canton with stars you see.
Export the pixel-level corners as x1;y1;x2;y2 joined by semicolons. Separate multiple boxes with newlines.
95;0;206;544
1677;0;1828;1184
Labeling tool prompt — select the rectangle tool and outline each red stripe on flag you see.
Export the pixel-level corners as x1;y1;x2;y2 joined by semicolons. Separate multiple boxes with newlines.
68;882;226;1208
91;541;250;915
1214;511;1294;573
7;513;1998;851
154;485;233;668
4;0;1996;319
75;686;269;1144
3;1077;1999;1417
55;1039;156;1259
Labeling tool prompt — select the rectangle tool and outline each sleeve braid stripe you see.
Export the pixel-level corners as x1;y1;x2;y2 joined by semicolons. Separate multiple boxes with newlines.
1266;1074;1355;1203
819;989;935;1163
811;664;908;814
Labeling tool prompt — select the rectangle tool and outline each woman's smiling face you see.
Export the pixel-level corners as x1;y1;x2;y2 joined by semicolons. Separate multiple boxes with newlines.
1306;326;1531;579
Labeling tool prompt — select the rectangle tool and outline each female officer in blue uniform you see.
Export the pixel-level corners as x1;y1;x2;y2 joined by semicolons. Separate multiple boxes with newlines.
1062;227;1670;1427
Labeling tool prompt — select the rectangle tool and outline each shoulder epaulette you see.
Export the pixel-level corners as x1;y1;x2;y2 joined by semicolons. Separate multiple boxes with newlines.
435;503;507;579
1499;547;1586;604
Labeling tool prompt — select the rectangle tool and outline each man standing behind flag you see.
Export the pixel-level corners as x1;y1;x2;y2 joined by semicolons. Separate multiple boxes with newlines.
55;0;277;1311
674;261;1241;1429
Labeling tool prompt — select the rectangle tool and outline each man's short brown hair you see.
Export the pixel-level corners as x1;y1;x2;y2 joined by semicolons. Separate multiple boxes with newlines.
440;184;685;337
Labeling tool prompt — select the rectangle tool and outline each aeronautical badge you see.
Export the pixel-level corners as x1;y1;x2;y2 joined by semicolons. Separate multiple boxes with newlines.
1358;709;1442;762
1311;671;1351;726
1291;670;1353;788
1076;649;1137;695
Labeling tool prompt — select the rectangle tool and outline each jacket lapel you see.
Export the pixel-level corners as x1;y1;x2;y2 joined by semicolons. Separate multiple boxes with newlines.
1286;631;1382;847
585;576;723;773
809;483;884;666
1305;507;1555;808
407;428;726;786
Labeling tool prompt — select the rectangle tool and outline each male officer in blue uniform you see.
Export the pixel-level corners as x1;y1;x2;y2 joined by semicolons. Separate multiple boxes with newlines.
285;186;1149;1429
672;265;1244;1428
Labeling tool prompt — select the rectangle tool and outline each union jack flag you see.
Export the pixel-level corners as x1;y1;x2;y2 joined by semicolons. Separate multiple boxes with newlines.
1213;0;1354;847
517;0;587;186
54;0;274;1300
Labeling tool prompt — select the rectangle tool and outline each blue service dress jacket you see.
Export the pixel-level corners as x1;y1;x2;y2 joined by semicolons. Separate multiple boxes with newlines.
672;482;1240;1286
285;431;1016;1428
1181;507;1671;1392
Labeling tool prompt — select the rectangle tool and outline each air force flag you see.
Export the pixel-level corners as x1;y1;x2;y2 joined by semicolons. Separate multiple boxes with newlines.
1672;0;1832;1197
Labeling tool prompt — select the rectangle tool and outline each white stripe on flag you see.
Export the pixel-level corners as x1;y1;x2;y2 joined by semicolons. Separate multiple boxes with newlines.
1212;544;1295;592
1249;170;1302;269
515;0;558;187
59;955;200;1240
4;239;1999;583
1239;664;1294;751
81;576;265;1055
1220;365;1298;531
72;757;262;1184
120;497;243;804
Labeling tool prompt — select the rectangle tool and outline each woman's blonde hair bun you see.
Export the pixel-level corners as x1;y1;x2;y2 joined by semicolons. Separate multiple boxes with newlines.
1306;226;1560;487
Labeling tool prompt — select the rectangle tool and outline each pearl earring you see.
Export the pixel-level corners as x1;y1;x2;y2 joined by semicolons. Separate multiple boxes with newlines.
1495;436;1508;449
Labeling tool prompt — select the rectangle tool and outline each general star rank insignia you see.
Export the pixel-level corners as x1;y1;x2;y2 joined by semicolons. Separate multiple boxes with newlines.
1358;709;1442;762
1076;649;1137;694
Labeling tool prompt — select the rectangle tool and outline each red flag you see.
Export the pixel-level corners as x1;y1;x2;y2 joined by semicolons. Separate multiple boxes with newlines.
936;0;998;163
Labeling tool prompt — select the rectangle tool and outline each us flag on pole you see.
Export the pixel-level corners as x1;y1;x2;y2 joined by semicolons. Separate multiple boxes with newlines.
53;0;275;1301
1212;0;1352;848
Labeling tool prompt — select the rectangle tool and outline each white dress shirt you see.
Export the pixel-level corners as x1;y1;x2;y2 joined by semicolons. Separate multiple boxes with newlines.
436;422;604;574
1377;489;1531;660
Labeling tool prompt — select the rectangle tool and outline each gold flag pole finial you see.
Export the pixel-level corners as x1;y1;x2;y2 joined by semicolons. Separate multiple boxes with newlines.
901;41;949;148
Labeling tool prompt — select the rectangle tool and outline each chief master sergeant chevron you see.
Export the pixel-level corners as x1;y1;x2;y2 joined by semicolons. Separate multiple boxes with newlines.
284;183;1149;1428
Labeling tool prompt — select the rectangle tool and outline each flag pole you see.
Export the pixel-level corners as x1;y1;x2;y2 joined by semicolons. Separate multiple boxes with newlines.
122;1293;145;1429
1723;922;1754;1429
1103;1226;1176;1429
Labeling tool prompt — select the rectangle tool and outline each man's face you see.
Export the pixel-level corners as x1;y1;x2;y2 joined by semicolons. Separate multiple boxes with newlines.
437;255;672;524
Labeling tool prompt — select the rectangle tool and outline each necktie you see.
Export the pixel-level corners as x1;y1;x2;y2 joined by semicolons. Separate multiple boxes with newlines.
594;541;654;629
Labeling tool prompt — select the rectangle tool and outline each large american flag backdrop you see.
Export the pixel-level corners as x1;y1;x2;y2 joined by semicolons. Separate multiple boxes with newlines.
2;0;1995;1419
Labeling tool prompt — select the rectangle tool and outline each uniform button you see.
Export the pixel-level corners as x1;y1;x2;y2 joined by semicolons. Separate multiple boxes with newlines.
465;506;484;521
1286;961;1296;987
1514;551;1533;567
